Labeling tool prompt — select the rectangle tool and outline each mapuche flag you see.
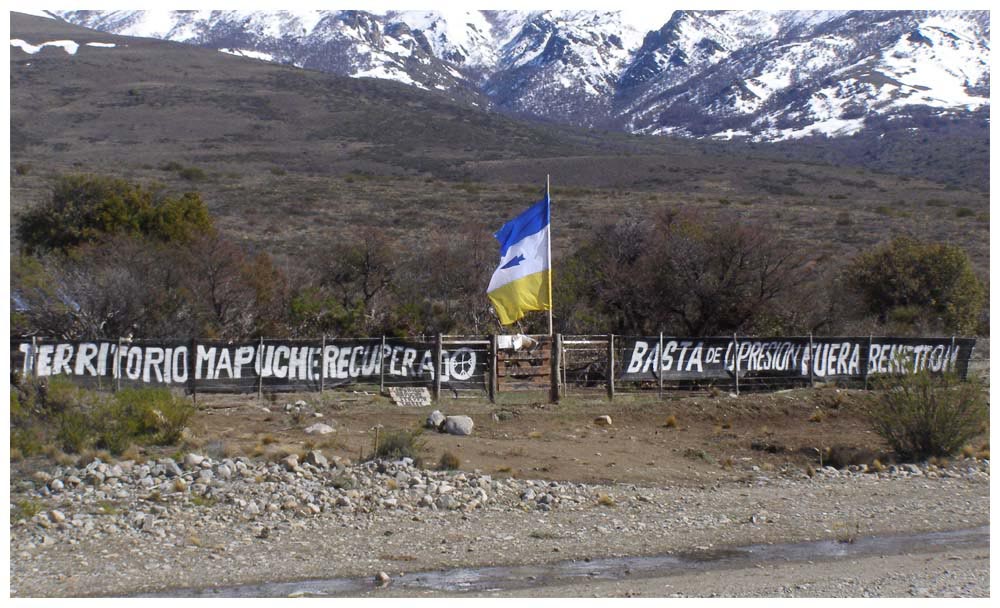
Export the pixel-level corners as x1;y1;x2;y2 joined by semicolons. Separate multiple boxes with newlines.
487;194;551;325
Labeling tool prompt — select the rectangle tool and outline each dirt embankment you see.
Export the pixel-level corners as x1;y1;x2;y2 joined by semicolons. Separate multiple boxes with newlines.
8;389;991;598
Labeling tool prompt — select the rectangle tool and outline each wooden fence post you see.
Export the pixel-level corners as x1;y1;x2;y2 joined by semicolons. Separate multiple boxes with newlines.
550;333;561;404
808;333;814;387
950;335;957;375
319;334;326;394
116;337;123;393
258;337;264;401
658;332;664;399
733;333;740;396
433;333;443;402
864;334;872;390
29;336;37;379
489;334;498;404
607;334;615;401
379;335;386;395
189;338;197;404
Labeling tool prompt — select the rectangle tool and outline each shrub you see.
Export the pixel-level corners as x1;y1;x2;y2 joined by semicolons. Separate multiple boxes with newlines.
178;166;206;181
438;451;461;470
15;174;214;254
845;236;985;333
94;388;194;454
372;428;424;464
866;371;988;462
12;381;194;456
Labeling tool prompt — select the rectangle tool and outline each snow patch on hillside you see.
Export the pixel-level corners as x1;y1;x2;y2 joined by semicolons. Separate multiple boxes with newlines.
220;48;275;62
11;39;80;54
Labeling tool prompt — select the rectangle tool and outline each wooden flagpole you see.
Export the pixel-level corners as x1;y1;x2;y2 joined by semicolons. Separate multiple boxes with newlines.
547;174;553;337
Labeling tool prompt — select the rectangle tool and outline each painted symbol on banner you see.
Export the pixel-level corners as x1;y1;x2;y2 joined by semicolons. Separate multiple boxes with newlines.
448;348;477;381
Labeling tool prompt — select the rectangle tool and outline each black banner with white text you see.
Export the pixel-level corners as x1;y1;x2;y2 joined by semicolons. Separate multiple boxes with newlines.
619;336;976;383
11;338;487;393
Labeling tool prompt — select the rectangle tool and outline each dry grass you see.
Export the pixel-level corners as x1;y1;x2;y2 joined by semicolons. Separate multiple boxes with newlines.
120;444;146;463
438;451;461;470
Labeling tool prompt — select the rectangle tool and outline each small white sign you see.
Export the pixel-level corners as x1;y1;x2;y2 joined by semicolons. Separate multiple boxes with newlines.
388;387;432;407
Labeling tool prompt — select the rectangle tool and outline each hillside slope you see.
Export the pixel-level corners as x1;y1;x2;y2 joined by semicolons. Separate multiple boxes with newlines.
9;13;989;278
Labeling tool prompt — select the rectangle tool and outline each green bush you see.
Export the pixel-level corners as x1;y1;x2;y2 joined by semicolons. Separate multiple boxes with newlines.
10;380;194;456
866;371;988;462
845;236;985;333
15;174;214;254
372;428;424;464
94;388;194;454
57;410;95;453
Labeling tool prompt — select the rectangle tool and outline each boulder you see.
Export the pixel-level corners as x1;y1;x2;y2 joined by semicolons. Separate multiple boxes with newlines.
281;454;300;472
426;410;446;429
442;416;474;436
304;423;335;435
304;450;329;469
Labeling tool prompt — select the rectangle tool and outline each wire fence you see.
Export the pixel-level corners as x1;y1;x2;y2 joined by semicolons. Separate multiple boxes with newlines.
9;333;986;401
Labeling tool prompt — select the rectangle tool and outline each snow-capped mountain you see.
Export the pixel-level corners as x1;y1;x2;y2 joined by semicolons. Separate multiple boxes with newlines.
45;9;990;141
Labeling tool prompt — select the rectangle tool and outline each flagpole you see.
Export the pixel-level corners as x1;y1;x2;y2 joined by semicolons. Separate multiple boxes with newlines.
546;174;553;337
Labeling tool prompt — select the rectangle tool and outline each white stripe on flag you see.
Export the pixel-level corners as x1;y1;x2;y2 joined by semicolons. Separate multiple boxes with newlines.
487;226;549;293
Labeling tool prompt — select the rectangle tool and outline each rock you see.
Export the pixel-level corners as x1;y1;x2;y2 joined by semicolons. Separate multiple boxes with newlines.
374;571;391;587
183;453;205;469
426;410;447;429
435;495;458;510
594;415;613;427
215;465;232;480
282;454;300;472
49;510;66;524
304;451;329;469
304;423;334;435
442;416;474;436
159;459;183;478
49;479;64;492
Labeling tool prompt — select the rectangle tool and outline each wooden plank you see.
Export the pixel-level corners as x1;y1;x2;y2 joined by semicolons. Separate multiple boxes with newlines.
498;365;551;377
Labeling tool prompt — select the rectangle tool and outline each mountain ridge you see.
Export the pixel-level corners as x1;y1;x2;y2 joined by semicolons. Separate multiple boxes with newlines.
44;9;989;142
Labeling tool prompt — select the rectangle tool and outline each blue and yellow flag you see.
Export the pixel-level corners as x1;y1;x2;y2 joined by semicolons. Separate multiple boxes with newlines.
487;195;551;325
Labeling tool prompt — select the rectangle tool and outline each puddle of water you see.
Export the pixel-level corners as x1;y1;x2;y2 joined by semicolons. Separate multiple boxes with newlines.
140;526;988;597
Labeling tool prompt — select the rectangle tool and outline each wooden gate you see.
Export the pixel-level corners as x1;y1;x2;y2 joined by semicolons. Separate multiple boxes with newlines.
496;334;552;391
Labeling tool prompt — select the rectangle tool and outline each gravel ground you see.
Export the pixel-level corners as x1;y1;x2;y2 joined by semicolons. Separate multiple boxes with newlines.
8;453;990;597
